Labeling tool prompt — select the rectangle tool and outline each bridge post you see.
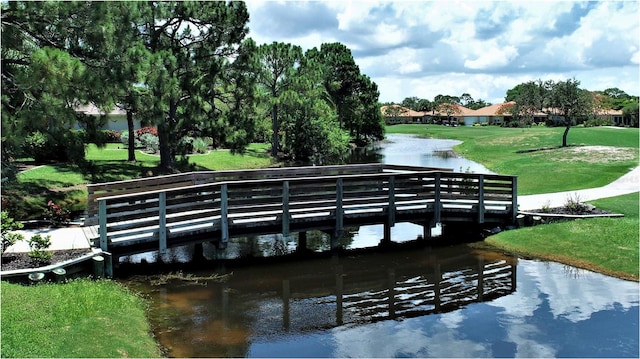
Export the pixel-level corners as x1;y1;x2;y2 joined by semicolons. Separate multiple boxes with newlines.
434;173;441;224
158;192;167;254
99;200;107;251
333;179;344;249
282;181;290;236
382;176;396;246
511;176;518;223
387;176;396;227
477;175;485;224
220;184;229;249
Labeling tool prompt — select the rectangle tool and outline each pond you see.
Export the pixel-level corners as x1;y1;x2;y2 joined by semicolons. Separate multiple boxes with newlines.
121;135;639;357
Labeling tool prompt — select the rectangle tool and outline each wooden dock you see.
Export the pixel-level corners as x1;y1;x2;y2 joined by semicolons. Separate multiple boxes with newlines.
85;164;517;258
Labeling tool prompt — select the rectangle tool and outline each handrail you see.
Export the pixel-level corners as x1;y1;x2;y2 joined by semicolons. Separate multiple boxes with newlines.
92;167;517;256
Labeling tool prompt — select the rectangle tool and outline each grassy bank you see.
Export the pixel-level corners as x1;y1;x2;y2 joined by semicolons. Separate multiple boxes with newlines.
485;192;639;281
386;125;638;194
1;279;163;358
6;143;274;220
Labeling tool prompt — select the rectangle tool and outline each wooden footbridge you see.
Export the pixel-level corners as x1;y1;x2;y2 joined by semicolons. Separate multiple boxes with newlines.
84;164;517;260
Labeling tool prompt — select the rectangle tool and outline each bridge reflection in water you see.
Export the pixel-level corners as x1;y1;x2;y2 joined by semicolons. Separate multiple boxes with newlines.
133;246;517;357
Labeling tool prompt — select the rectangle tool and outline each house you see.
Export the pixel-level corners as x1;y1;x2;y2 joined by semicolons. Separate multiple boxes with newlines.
381;104;474;126
74;103;141;132
380;105;429;124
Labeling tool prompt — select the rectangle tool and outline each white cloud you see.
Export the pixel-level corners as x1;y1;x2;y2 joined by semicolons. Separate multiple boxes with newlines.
246;0;639;103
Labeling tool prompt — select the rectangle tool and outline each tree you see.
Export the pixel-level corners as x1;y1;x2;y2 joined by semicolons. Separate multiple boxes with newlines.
622;102;639;127
137;1;253;171
278;55;349;164
500;80;549;126
547;79;595;147
255;42;303;157
306;42;384;144
1;1;107;165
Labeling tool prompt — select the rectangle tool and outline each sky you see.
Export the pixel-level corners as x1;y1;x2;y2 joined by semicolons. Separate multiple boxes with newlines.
245;0;639;105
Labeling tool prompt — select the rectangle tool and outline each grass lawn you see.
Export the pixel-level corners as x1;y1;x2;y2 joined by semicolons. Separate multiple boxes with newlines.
484;192;639;281
0;279;163;358
5;143;274;220
386;125;639;194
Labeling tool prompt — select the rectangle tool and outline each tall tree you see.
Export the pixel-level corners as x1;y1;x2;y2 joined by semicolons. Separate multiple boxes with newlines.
138;1;252;171
278;55;349;164
255;42;303;157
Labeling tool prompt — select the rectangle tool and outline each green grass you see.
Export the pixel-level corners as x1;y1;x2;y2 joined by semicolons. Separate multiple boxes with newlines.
387;125;639;194
6;143;274;220
485;192;639;281
1;279;162;358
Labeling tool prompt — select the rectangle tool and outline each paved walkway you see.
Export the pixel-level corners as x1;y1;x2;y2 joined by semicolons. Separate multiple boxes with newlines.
4;166;638;254
518;166;639;211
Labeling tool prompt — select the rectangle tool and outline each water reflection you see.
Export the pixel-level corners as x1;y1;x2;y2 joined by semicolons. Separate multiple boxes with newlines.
127;246;639;358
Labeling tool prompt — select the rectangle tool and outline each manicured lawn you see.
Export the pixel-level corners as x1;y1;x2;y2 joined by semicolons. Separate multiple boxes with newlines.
386;125;639;194
485;192;639;281
1;279;162;358
6;143;274;220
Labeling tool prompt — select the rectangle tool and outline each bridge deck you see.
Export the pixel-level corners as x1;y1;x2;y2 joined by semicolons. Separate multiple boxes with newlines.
85;164;517;257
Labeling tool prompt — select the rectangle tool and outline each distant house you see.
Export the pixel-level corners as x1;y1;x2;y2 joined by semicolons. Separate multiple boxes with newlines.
74;103;141;132
462;102;513;126
596;108;628;126
382;102;632;127
380;105;429;124
381;104;475;126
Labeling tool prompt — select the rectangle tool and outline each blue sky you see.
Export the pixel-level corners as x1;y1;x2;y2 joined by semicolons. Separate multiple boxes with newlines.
245;0;639;104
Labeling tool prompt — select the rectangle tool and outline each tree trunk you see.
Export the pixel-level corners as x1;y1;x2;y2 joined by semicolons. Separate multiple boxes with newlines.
562;124;570;147
271;104;278;157
126;110;136;162
159;100;177;172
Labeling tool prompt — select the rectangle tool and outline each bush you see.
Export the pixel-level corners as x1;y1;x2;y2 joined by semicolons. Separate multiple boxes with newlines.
135;126;158;138
120;131;142;149
140;133;159;154
192;137;209;154
1;211;24;254
27;234;52;265
584;118;615;127
23;131;85;164
102;130;121;143
43;200;71;226
23;131;49;162
178;136;195;154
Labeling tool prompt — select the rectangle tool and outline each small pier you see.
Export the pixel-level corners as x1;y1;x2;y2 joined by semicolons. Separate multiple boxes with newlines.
85;164;517;266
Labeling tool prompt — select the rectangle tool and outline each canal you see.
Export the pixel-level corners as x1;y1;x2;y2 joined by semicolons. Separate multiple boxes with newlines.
121;134;639;357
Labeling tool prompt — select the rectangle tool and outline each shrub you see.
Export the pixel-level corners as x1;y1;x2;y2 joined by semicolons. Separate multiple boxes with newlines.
27;234;52;265
563;193;588;214
178;136;195;154
43;200;71;226
192;137;209;154
140;133;159;154
103;130;121;143
23;131;85;164
135;126;158;138
1;211;24;254
584;118;615;128
62;130;86;164
23;131;49;162
120;131;142;149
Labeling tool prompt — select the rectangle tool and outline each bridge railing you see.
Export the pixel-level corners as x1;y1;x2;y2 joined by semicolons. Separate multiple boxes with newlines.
92;166;517;254
85;164;444;225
